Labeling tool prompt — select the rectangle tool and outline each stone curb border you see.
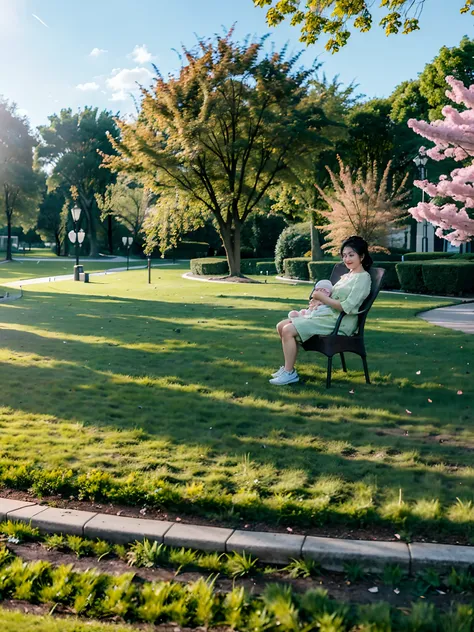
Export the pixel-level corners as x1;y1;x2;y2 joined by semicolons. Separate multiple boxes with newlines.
1;497;472;573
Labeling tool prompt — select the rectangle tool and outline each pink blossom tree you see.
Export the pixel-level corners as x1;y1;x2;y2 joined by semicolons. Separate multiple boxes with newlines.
407;75;474;245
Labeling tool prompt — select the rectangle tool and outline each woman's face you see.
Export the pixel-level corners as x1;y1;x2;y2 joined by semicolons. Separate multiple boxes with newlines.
342;246;363;270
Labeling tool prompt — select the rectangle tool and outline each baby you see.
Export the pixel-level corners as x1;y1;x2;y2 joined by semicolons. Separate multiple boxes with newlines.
288;279;334;319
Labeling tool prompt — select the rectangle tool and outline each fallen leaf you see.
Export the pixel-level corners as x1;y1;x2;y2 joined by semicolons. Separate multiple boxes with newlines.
394;588;400;595
416;370;421;375
286;527;293;533
175;517;182;522
436;589;446;595
368;587;379;593
394;533;401;540
349;389;355;394
457;390;463;395
428;399;432;403
406;409;412;415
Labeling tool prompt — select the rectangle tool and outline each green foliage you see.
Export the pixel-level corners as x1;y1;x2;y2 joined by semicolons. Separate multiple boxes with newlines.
127;540;167;568
262;584;299;632
283;558;321;578
225;551;259;578
168;547;199;573
93;539;113;561
38;563;75;604
99;572;136;618
0;521;40;543
395;262;425;293
77;469;113;501
275;223;311;273
66;535;93;558
375;262;401;290
381;564;406;588
421;262;474;296
44;534;66;551
187;576;217;627
167;241;209;260
283;257;310;280
197;552;225;573
190;258;229;276
256;261;277;275
308;261;337;282
241;258;274;274
223;585;248;629
404;252;455;261
343;561;366;583
31;467;74;497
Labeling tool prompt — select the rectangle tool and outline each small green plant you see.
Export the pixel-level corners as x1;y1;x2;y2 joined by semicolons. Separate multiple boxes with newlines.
343;561;366;583
92;539;113;561
100;572;136;618
415;568;441;595
44;534;66;551
197;551;225;573
114;544;128;561
8;558;52;601
404;601;437;630
315;611;347;632
440;604;474;632
168;547;198;574
262;584;300;632
127;540;167;568
72;569;106;615
225;551;259;578
381;564;406;588
283;558;321;579
445;567;474;593
0;520;40;543
223;585;247;630
66;535;93;558
38;563;75;605
187;576;217;627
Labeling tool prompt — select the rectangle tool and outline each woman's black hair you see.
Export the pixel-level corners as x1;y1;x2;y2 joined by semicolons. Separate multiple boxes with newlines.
340;235;373;270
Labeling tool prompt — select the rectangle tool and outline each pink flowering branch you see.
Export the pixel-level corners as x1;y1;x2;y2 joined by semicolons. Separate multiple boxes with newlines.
407;75;474;244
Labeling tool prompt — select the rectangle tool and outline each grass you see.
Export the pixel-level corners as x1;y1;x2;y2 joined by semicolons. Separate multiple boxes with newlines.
0;609;137;632
0;264;472;535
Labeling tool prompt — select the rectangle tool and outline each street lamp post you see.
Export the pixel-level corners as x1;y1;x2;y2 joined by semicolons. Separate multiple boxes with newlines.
413;152;429;253
68;206;86;280
122;236;133;271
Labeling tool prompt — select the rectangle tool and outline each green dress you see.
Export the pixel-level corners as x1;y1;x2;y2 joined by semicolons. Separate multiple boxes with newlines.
291;271;372;343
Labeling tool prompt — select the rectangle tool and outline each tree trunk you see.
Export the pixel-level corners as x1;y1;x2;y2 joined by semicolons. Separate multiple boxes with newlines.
55;232;61;257
310;212;323;261
6;214;12;261
221;222;242;277
83;202;99;257
107;215;113;254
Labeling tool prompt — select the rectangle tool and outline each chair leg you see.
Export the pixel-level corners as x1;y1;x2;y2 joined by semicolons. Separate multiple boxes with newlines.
326;356;333;389
361;355;370;384
340;353;347;372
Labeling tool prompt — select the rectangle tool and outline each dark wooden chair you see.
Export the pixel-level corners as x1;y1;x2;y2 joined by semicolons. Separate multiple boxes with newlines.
302;263;385;388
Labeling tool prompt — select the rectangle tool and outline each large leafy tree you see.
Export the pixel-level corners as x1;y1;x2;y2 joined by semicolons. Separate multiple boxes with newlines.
0;100;42;261
36;107;119;257
103;34;329;277
36;187;69;256
253;1;473;52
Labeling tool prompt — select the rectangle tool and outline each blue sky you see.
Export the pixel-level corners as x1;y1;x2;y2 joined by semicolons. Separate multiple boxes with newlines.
0;0;472;128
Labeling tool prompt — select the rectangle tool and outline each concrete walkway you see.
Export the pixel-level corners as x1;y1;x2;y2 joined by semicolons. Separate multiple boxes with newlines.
418;302;474;334
0;497;471;573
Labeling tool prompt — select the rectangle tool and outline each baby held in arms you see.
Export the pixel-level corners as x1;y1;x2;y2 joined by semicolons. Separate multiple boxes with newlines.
288;279;334;319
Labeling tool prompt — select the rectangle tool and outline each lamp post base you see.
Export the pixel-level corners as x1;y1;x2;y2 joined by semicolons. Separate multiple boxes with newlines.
74;265;84;281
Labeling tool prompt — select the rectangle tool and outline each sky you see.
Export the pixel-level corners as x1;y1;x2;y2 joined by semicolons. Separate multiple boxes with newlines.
0;0;472;129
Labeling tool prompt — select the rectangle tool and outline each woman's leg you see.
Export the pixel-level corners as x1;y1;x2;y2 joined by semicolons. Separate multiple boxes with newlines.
281;323;299;372
276;318;291;339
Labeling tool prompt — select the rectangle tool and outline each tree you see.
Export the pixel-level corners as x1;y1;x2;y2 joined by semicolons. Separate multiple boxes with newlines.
36;187;68;255
103;33;328;277
96;175;150;245
314;157;409;254
253;0;473;52
37;107;119;257
407;76;474;245
0;100;42;261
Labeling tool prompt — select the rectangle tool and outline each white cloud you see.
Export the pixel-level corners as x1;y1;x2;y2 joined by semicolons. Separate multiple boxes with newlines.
106;66;153;101
76;82;100;92
90;47;107;57
130;44;155;64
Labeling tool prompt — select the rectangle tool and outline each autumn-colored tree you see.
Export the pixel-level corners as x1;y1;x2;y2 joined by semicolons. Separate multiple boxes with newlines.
102;33;329;277
314;157;409;254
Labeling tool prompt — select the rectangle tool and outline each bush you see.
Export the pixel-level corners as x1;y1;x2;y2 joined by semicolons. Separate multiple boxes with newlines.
166;241;209;259
256;261;277;275
240;247;255;259
451;252;474;261
396;262;425;293
422;262;474;296
240;258;274;274
190;258;229;275
284;257;310;280
372;253;403;262
308;261;338;283
374;262;401;290
274;223;311;273
403;252;454;261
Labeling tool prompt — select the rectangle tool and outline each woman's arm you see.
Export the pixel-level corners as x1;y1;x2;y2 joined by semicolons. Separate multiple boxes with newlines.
311;290;343;312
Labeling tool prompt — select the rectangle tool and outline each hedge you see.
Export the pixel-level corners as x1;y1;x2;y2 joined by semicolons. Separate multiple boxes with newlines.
166;240;209;259
374;261;401;290
308;261;338;283
190;258;228;275
403;252;454;261
256;261;277;275
396;262;425;293
283;257;311;280
240;258;274;274
422;261;474;295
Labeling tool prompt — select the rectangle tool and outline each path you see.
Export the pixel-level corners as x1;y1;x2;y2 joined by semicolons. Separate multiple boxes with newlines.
418;302;474;334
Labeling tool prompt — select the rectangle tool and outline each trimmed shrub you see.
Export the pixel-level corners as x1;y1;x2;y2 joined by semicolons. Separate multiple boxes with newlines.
240;247;255;259
451;252;474;261
256;261;277;275
284;257;310;280
166;241;209;259
240;258;274;275
190;258;229;276
372;253;403;262
396;262;425;293
375;262;401;290
404;252;454;261
308;261;338;283
274;223;311;273
422;262;474;296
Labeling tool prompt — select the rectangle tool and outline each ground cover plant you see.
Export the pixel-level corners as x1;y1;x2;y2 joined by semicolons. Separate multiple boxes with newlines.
0;264;472;538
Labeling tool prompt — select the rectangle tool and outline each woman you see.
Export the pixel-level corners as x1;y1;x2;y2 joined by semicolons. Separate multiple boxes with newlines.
270;235;373;386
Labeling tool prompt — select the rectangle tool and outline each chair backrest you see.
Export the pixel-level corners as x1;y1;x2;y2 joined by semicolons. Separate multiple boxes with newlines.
313;263;385;336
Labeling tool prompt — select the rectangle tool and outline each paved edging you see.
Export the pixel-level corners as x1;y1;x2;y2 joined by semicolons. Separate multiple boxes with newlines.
1;497;472;572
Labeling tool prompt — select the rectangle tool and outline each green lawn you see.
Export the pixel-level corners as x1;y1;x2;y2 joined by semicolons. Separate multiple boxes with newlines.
0;609;136;632
0;264;472;536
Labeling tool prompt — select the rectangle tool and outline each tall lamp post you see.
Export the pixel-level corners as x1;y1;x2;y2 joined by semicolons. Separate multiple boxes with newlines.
413;151;429;253
69;205;86;281
122;236;133;270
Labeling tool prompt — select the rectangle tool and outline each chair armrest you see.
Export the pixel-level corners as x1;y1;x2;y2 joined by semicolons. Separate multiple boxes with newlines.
331;311;346;335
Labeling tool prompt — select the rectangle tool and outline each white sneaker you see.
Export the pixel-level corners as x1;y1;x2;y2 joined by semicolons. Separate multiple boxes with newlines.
269;370;299;386
271;366;285;378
